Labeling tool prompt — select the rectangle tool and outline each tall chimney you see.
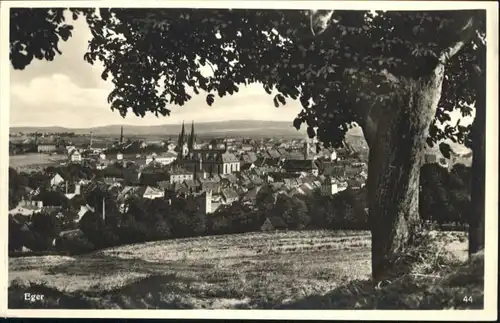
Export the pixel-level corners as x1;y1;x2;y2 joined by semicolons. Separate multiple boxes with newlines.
102;197;106;222
90;131;93;148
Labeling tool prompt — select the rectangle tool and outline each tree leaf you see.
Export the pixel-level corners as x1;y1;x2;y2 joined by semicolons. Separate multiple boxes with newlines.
439;142;452;159
206;94;215;106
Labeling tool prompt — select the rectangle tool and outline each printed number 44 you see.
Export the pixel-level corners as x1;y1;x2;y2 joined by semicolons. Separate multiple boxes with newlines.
463;296;473;303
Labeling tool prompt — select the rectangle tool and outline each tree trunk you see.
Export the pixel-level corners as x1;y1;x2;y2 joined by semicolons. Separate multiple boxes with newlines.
468;71;486;255
364;65;446;282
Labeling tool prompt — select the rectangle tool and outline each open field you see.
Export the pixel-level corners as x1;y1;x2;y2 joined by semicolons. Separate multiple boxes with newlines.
9;153;67;171
8;230;470;309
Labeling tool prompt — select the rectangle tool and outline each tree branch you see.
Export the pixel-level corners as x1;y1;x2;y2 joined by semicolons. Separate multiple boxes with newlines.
206;61;216;75
438;16;476;65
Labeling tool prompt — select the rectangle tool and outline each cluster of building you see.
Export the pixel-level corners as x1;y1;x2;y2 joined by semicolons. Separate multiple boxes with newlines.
9;122;372;223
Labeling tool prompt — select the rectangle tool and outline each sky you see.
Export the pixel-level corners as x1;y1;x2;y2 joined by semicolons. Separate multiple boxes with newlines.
9;15;303;128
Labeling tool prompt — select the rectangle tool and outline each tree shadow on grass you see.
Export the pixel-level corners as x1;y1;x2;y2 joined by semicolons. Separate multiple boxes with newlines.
247;267;484;310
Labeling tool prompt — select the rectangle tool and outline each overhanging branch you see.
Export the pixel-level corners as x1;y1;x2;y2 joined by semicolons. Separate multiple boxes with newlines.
439;16;477;64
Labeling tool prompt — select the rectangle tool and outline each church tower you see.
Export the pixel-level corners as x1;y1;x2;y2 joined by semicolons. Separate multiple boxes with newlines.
177;121;186;156
187;121;196;151
204;190;212;214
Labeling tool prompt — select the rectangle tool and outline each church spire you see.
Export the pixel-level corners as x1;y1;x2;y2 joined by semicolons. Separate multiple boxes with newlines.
188;120;195;151
177;121;186;154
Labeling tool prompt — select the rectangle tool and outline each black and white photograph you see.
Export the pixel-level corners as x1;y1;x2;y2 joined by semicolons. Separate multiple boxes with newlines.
2;1;498;319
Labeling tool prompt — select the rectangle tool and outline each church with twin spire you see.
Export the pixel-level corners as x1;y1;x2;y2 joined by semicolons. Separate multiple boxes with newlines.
176;121;240;176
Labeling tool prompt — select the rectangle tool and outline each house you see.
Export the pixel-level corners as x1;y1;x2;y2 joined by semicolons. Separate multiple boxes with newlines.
96;160;112;170
261;216;288;231
9;201;43;216
220;152;241;174
49;173;65;187
321;176;339;196
169;168;194;184
64;183;82;200
146;151;177;165
66;145;77;154
69;150;82;163
221;188;239;204
198;180;220;193
240;144;254;152
75;204;95;223
282;159;319;176
90;142;108;153
348;178;365;190
241;186;262;206
167;143;177;151
37;143;58;153
337;181;349;192
139;186;165;199
116;152;124;160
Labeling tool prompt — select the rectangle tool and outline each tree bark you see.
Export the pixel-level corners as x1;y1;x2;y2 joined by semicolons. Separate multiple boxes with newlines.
363;64;446;282
469;68;486;255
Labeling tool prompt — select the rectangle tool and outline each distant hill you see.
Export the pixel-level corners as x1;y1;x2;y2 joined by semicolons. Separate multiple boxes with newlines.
10;120;364;139
11;120;306;137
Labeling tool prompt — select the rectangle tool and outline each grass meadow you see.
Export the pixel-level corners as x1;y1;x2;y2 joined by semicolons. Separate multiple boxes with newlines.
9;153;67;171
9;230;478;309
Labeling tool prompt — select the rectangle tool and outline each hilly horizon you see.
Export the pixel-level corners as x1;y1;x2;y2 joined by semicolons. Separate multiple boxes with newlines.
10;120;365;139
10;120;470;154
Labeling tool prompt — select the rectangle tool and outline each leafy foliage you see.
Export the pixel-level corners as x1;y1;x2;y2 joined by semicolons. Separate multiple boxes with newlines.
10;8;485;149
10;8;92;70
420;163;471;225
8;167;30;209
